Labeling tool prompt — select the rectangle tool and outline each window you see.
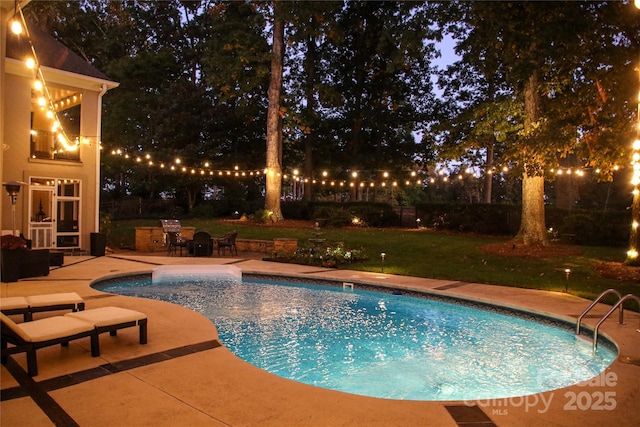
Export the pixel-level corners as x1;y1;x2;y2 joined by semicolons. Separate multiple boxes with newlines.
30;85;82;161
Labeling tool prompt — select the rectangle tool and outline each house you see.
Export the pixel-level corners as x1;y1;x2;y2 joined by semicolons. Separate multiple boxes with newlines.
1;1;118;254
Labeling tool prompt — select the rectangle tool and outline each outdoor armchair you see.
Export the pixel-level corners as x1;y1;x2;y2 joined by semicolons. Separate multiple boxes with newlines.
216;231;238;256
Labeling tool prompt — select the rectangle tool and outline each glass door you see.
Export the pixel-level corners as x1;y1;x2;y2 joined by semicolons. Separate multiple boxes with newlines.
56;179;81;248
28;179;56;248
28;177;82;249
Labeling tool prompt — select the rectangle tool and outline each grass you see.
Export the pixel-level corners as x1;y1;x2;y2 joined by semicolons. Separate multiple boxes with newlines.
108;218;638;305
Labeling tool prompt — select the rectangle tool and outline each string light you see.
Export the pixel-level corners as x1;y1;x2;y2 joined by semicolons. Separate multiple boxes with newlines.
626;2;640;264
11;19;22;35
12;4;82;154
103;142;604;194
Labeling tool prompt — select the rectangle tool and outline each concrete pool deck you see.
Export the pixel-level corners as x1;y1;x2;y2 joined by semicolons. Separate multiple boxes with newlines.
1;252;639;427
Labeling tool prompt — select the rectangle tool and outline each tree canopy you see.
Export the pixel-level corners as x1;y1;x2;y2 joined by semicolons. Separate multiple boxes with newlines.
23;0;639;252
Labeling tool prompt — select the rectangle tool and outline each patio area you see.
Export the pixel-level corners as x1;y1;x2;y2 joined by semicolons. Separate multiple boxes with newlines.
1;252;639;427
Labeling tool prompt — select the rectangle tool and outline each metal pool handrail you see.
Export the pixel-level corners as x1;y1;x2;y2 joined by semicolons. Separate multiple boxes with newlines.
592;294;640;351
576;288;622;336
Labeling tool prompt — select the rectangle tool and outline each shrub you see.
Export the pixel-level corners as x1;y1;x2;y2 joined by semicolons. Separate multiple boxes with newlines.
313;206;353;227
188;202;218;219
252;209;273;223
415;203;630;247
281;201;312;220
277;244;368;268
554;211;630;247
416;203;521;235
99;211;112;238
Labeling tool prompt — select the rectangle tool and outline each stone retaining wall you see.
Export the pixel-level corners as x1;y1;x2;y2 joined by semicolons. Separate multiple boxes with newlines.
135;227;297;254
236;238;297;254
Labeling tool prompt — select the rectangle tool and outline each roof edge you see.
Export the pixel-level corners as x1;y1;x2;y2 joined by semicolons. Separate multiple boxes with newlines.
6;57;119;92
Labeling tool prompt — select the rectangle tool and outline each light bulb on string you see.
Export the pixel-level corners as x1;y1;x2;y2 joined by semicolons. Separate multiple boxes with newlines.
11;19;23;35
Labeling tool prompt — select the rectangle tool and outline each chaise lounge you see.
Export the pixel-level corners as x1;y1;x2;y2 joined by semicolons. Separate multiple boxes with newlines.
1;312;99;376
65;306;148;345
0;292;85;321
1;306;148;376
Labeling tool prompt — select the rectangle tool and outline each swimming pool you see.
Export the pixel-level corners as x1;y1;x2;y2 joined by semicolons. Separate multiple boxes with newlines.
97;271;617;401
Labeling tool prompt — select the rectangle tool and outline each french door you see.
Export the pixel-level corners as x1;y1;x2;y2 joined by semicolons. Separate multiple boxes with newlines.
28;177;81;249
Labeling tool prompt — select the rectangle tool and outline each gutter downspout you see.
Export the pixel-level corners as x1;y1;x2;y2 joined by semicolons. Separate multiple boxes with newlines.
95;83;107;233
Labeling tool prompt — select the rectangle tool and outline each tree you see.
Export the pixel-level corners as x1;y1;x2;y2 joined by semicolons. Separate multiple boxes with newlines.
438;1;637;246
328;2;439;187
284;1;343;201
265;0;285;221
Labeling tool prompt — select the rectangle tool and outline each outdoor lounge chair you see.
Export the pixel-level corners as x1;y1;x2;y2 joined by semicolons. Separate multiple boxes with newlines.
0;292;85;322
1;312;99;376
65;306;148;345
216;231;238;256
1;306;147;376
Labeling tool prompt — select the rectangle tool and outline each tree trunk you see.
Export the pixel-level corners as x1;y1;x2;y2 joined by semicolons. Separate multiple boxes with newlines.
264;0;285;222
514;71;549;246
625;182;640;266
483;142;494;203
624;64;640;266
514;173;549;245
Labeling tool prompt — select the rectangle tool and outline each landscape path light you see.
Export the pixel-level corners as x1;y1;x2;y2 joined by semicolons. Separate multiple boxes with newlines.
564;268;571;293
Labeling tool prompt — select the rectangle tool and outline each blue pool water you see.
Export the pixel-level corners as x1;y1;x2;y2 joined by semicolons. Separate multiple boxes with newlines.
98;274;617;401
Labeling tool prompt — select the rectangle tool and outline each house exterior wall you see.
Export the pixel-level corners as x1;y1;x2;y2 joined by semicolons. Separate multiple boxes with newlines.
2;65;105;252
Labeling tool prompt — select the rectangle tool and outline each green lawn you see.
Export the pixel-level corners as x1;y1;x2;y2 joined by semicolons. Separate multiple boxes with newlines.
108;218;637;305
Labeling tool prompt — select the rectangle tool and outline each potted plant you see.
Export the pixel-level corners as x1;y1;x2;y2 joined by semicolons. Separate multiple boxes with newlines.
1;234;27;282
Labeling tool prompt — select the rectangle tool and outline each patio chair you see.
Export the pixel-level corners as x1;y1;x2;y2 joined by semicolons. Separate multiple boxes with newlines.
1;312;99;376
166;232;188;256
191;231;213;257
216;231;238;256
0;292;85;322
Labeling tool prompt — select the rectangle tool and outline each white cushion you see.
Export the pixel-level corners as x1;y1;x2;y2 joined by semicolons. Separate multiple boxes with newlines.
15;316;94;342
66;307;146;327
26;292;83;308
0;297;29;310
